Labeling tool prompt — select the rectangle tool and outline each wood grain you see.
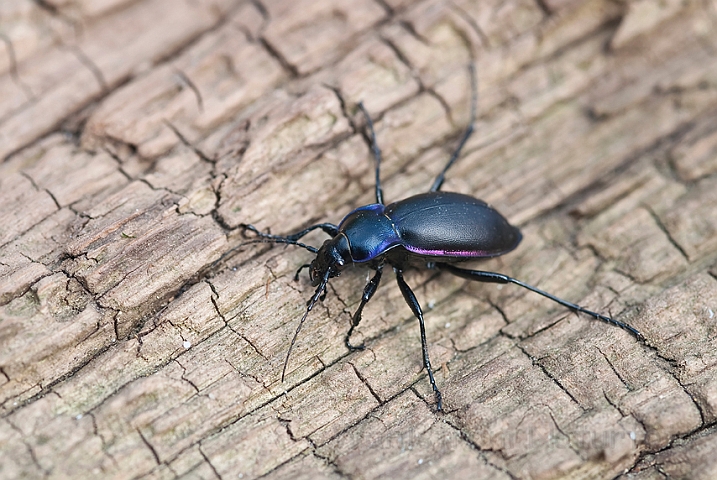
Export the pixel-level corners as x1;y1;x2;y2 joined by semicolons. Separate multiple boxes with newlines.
2;0;717;478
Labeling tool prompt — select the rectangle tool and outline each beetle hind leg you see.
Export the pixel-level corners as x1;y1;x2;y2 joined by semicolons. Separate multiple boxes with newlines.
436;262;644;340
395;268;444;412
346;265;383;351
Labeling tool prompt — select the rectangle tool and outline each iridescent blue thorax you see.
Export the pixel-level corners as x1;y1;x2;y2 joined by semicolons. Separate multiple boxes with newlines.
338;204;400;262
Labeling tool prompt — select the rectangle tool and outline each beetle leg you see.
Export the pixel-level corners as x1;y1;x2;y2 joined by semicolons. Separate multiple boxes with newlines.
210;230;320;272
294;264;311;281
346;265;383;351
357;102;385;205
436;263;644;340
244;223;338;242
394;268;444;412
429;64;478;193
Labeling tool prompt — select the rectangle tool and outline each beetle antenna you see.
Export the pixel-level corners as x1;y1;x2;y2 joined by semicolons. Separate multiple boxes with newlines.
281;269;330;381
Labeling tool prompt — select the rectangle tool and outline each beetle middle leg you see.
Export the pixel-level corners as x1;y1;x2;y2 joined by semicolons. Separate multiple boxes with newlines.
395;267;444;412
435;262;643;340
346;264;384;351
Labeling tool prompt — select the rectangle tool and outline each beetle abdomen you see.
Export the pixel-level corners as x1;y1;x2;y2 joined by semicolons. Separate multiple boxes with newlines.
385;192;522;258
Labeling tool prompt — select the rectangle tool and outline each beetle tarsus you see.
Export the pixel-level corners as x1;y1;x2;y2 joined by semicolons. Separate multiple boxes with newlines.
242;223;340;255
344;334;365;352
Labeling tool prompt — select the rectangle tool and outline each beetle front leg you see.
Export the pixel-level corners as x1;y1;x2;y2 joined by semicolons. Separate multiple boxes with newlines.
244;223;339;242
395;268;443;412
346;265;383;351
240;223;338;255
436;262;643;340
294;264;311;281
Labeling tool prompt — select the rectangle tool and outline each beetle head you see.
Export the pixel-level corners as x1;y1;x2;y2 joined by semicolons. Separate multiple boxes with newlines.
310;233;351;285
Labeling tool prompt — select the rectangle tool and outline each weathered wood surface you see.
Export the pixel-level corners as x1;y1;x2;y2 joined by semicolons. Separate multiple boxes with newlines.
2;0;717;478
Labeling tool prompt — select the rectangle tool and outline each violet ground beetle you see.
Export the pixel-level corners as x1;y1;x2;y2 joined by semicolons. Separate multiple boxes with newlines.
243;66;643;411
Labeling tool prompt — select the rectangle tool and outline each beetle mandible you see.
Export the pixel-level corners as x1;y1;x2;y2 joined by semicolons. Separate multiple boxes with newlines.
243;66;643;411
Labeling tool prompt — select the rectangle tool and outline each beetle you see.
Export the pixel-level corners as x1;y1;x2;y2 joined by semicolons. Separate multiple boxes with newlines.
243;67;643;411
